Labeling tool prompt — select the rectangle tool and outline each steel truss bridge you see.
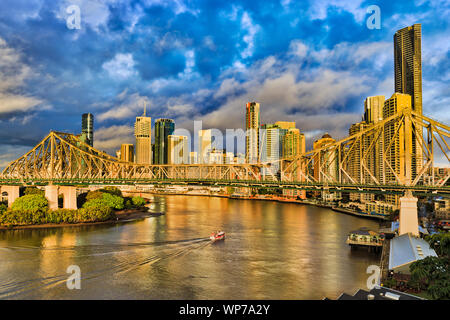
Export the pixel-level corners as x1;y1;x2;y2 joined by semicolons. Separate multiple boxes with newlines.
1;110;449;197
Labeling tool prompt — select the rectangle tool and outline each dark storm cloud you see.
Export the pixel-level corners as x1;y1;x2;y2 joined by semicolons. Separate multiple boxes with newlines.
0;0;448;163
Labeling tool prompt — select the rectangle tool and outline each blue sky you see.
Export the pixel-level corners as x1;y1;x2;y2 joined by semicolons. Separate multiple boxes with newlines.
0;0;449;167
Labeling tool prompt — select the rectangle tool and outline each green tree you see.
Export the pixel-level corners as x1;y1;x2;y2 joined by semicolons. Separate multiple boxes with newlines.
86;190;103;201
79;204;114;222
11;194;48;212
409;256;450;299
425;233;450;257
131;196;146;207
0;203;7;215
101;193;124;210
83;193;124;211
100;186;122;197
23;187;44;196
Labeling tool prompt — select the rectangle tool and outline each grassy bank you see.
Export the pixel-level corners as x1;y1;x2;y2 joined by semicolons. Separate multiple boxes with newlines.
0;187;146;228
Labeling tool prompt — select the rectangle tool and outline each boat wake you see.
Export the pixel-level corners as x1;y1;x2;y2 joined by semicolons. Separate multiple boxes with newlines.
0;238;211;299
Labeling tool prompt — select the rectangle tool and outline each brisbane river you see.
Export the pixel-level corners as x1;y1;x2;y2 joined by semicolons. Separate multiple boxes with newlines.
0;195;380;299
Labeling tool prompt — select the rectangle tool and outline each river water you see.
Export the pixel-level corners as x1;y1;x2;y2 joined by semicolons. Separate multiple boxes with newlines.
0;195;380;300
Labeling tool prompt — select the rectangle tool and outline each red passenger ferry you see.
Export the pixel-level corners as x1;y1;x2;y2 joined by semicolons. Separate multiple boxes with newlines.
210;231;225;242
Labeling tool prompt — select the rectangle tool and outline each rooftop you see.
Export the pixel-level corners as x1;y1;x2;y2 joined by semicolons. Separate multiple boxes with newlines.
388;233;437;271
335;286;423;300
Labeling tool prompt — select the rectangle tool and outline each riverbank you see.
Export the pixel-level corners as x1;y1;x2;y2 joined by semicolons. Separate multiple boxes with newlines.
0;208;157;231
129;190;390;221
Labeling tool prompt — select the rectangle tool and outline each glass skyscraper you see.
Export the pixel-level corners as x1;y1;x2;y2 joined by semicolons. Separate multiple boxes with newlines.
154;119;175;164
393;24;423;180
81;113;94;147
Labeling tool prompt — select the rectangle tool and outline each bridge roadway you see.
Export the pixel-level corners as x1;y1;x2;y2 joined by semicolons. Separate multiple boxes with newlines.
0;178;449;198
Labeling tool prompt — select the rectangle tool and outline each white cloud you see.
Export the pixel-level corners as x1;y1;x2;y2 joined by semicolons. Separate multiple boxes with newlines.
94;125;134;153
0;38;43;117
97;92;150;121
289;40;308;59
307;0;366;22
309;41;391;69
240;11;260;59
102;53;137;79
0;145;31;170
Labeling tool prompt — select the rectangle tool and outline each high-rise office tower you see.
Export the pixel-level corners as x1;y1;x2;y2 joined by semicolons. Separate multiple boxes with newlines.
282;128;306;199
189;152;198;164
154;119;175;164
384;92;418;182
348;121;369;201
198;129;212;164
275;121;295;158
260;124;281;163
208;149;225;164
383;93;416;206
134;108;152;164
260;124;282;178
245;102;260;164
394;24;422;115
282;128;305;159
364;96;385;124
364;95;385;186
81;113;94;147
313;133;337;183
167;135;189;164
274;121;295;130
313;133;340;201
120;144;134;163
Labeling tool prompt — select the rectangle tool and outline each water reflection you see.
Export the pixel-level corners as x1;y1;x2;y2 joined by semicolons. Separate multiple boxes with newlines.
0;195;379;299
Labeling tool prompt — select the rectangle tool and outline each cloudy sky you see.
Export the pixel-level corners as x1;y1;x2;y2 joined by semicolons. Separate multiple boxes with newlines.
0;0;449;168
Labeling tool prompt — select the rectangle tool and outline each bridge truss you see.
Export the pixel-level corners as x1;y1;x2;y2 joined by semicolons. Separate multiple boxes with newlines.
0;110;449;196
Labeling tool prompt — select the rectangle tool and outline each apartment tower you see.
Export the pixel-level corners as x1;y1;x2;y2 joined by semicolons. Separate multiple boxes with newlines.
394;24;423;179
245;102;260;164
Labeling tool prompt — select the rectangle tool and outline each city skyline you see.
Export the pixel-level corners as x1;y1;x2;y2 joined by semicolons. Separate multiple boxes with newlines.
0;1;449;169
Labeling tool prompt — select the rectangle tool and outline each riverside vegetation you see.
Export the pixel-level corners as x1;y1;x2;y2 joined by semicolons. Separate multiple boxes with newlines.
0;186;146;227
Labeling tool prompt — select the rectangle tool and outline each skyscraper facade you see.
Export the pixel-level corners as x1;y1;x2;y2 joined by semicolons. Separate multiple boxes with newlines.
383;93;416;184
364;95;385;186
394;24;423;180
154;119;175;164
274;121;295;130
394;24;422;115
81;113;94;147
134;114;152;164
260;124;281;163
313;133;338;183
120;144;134;163
348;121;369;201
282;128;305;159
198;129;212;164
313;133;340;201
245;102;260;164
282;127;306;199
167;135;189;164
260;124;282;178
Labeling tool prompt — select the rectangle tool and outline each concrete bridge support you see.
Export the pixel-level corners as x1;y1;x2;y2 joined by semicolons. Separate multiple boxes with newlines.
1;185;20;207
45;185;59;210
44;185;78;210
60;186;78;210
399;191;419;237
